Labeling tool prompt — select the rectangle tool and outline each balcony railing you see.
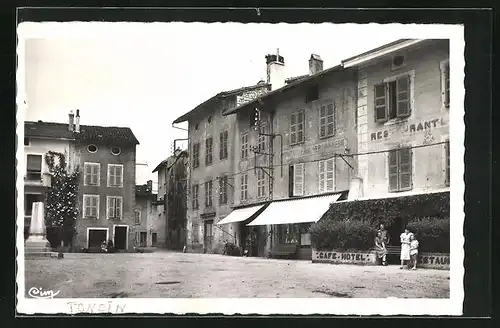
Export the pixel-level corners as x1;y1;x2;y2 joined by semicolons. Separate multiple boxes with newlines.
24;173;52;188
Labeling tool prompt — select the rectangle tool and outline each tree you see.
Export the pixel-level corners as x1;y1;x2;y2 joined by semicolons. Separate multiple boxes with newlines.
44;151;80;249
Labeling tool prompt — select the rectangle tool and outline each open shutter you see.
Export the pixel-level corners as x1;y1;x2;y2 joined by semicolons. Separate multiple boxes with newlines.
326;158;335;192
219;133;223;160
84;196;91;217
290;114;297;144
319;105;326;138
84;165;90;185
108;198;115;219
318;161;325;193
374;83;388;122
327;103;335;136
396;76;411;117
445;141;450;185
115;198;122;219
398;148;412;190
388;151;399;192
293;163;304;196
298;111;304;142
444;63;450;107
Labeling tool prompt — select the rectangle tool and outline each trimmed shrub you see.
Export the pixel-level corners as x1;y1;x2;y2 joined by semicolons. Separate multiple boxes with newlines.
310;219;374;251
310;192;450;253
407;216;450;253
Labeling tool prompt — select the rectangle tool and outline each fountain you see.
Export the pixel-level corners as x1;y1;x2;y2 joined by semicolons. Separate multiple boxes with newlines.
24;202;59;259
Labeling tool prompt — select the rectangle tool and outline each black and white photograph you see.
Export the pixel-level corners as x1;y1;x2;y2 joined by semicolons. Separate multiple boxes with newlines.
16;14;466;316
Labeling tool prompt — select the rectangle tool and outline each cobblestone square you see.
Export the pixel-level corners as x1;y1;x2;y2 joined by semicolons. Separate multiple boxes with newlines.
24;251;450;298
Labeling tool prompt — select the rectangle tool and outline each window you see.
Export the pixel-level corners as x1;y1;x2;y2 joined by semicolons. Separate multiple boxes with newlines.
441;60;450;108
140;231;147;247
87;144;98;153
26;154;42;180
110;146;121;156
83;194;99;219
107;196;123;219
374;74;411;122
290;163;304;196
219;176;228;205
205;137;213;166
319;103;335;138
192;142;200;169
192;222;200;243
84;162;100;186
220;130;228;160
290;111;305;145
107;164;124;187
319;158;335;193
24;137;30;146
388;148;413;192
305;85;319;103
241;133;249;159
258;125;266;152
445;140;450;186
192;184;199;209
257;169;266;198
205;180;213;208
134;210;141;225
240;173;248;200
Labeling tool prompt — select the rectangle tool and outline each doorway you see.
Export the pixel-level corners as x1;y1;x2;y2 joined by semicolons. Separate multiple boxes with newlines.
114;226;128;251
152;233;158;246
88;228;108;248
387;217;407;264
140;231;147;247
204;220;213;253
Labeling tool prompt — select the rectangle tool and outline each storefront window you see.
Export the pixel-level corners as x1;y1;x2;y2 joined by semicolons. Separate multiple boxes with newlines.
278;224;301;244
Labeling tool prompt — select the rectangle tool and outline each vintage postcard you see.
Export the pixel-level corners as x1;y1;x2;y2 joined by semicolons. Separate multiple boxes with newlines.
16;17;464;315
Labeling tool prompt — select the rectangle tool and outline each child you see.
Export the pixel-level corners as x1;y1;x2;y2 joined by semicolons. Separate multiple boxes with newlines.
409;234;419;270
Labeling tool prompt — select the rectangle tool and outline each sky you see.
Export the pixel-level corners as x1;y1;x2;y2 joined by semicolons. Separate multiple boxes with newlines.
20;22;444;192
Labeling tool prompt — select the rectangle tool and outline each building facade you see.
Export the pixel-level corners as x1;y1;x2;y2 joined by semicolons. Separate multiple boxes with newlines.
173;83;270;254
343;39;450;199
23;121;75;239
133;181;161;248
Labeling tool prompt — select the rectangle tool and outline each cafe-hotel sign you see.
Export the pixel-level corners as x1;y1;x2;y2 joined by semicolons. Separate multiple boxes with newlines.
370;117;446;142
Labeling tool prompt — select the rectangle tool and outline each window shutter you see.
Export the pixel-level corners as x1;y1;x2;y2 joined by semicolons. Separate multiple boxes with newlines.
219;133;223;160
396;76;411;117
116;198;122;219
445;141;450;185
94;164;100;185
326;158;335;192
84;196;91;217
116;166;122;186
84;165;91;185
298;111;304;142
444;63;450;107
318;161;325;193
388;151;399;192
108;198;115;219
293;163;304;196
327;103;335;136
319;105;326;138
374;83;388;122
93;196;99;218
398;148;412;190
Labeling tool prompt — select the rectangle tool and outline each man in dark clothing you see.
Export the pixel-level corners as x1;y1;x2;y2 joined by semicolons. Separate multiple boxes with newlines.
377;223;390;245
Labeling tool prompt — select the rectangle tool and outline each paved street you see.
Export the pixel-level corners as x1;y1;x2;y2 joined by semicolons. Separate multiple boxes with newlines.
24;251;450;298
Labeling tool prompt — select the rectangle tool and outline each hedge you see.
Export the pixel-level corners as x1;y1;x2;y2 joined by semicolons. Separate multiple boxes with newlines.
310;191;450;253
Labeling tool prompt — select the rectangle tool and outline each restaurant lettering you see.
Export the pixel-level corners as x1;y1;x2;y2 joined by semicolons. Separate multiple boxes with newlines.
316;251;372;263
419;255;450;266
298;138;347;156
371;117;445;142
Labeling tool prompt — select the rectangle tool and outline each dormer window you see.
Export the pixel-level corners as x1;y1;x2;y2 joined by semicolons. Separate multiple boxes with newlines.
305;85;319;103
110;146;121;156
87;144;98;153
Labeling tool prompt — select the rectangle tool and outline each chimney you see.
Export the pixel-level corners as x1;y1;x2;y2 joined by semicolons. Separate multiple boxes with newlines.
68;110;74;131
75;109;80;133
265;48;285;91
309;54;323;75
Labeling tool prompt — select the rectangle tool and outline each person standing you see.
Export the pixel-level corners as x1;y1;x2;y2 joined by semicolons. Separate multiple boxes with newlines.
409;234;419;270
400;228;412;269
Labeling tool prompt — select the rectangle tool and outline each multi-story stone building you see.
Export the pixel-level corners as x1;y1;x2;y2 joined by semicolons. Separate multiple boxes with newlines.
152;150;189;250
222;53;359;259
133;181;161;248
173;81;270;254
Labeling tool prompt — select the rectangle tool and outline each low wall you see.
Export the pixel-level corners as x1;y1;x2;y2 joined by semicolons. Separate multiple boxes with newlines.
418;252;450;270
312;249;377;265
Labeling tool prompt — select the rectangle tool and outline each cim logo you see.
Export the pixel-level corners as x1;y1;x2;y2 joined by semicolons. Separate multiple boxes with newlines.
28;287;60;299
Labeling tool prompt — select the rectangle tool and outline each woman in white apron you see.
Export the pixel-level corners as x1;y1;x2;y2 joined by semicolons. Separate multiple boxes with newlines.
400;228;412;269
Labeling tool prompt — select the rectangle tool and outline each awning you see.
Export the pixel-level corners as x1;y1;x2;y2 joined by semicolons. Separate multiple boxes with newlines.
216;204;265;225
247;194;342;226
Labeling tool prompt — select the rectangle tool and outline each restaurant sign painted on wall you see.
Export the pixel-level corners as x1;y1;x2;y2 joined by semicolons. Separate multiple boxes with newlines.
370;117;446;142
